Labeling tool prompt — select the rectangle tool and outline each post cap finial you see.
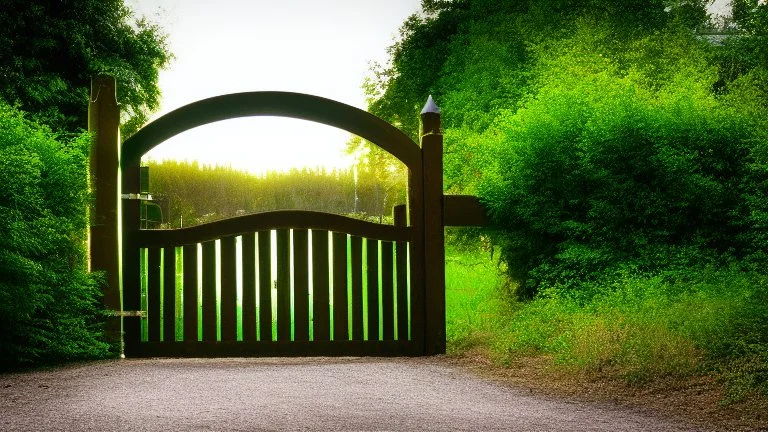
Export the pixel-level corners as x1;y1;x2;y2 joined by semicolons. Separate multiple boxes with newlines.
421;95;440;115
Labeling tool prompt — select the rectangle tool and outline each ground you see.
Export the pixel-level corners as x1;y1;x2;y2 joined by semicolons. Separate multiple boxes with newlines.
0;356;717;431
449;349;768;432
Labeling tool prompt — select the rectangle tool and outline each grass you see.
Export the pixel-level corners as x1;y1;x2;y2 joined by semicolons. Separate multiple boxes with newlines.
444;244;768;407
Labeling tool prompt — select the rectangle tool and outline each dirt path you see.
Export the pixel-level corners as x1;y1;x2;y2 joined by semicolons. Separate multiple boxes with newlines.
0;357;704;431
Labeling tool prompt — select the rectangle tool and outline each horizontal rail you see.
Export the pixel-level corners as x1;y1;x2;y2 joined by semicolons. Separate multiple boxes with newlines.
133;210;411;248
443;195;488;227
127;340;421;358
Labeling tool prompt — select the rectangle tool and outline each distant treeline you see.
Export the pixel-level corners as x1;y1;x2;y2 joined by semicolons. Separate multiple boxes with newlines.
145;160;407;228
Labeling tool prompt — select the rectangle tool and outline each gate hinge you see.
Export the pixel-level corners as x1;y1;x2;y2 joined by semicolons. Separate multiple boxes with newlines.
121;193;153;200
109;310;146;318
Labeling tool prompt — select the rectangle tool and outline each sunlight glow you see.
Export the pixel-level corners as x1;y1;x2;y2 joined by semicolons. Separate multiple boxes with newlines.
125;0;422;174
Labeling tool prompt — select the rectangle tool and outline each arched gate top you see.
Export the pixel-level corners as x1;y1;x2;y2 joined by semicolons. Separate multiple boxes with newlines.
120;91;421;170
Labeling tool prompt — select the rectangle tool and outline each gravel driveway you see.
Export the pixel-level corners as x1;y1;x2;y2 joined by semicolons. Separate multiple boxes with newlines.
0;357;703;431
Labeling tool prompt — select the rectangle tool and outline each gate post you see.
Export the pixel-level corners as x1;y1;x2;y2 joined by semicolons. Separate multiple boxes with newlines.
88;76;121;349
420;96;446;355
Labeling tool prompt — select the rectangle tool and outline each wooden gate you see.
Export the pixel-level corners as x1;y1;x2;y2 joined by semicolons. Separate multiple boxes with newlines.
88;76;485;357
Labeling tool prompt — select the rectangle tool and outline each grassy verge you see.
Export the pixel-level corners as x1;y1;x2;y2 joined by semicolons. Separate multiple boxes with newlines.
445;245;768;428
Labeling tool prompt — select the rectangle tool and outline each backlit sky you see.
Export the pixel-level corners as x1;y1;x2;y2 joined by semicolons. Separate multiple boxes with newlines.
125;0;422;174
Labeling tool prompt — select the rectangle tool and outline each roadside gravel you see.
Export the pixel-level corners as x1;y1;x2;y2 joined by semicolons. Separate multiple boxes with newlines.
0;357;704;431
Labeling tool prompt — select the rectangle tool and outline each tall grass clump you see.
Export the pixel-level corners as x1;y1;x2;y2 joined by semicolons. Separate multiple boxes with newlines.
0;103;111;370
489;269;768;398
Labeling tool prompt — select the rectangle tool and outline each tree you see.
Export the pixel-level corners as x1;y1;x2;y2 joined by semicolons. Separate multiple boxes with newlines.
0;0;172;136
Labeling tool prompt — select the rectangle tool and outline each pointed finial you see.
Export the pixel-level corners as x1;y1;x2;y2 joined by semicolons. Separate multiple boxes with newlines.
421;95;440;115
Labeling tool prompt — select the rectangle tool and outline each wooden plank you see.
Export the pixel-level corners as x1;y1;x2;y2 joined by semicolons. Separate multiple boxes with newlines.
220;236;237;341
276;230;291;342
332;232;349;341
182;244;198;342
162;247;176;342
443;195;488;227
88;76;121;348
201;240;217;342
257;231;272;342
394;205;409;341
134;210;410;248
241;233;257;341
350;235;363;341
128;339;422;358
147;248;161;342
381;241;394;341
407;151;425;355
293;229;310;342
312;230;330;341
422;130;446;354
366;239;380;341
120;92;421;172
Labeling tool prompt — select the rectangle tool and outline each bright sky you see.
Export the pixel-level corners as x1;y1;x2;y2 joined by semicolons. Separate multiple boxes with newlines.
125;0;422;174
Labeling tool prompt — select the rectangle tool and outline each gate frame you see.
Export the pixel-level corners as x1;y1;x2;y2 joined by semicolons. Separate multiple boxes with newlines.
88;76;485;357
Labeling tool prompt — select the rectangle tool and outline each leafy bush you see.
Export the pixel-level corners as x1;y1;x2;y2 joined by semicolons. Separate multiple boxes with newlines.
479;25;768;297
0;103;110;369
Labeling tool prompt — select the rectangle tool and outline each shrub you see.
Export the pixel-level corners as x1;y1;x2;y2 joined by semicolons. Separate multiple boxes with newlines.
0;103;110;369
479;26;768;297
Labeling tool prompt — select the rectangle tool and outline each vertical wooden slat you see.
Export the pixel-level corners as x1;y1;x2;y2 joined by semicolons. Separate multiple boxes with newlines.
220;236;237;341
381;241;394;341
312;230;330;341
201;240;217;342
276;230;291;341
350;235;364;341
408;155;425;354
366;239;380;341
394;205;409;341
162;247;176;342
258;231;272;341
147;248;161;342
293;229;310;342
121;166;142;355
183;244;198;342
242;233;257;341
332;232;349;341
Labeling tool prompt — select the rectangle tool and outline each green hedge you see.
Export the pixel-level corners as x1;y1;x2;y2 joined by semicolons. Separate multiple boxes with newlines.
0;103;111;369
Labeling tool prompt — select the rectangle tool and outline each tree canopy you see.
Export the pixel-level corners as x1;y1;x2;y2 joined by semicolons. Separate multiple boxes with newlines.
0;0;172;136
369;0;768;296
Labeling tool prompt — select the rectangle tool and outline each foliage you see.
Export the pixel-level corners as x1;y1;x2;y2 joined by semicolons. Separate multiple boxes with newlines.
0;0;172;136
384;0;768;401
0;104;111;369
145;159;407;228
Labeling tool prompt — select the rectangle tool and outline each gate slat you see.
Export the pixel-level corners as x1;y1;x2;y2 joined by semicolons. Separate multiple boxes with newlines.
332;232;349;341
242;233;257;341
183;244;198;342
276;230;291;341
202;240;217;342
366;239;379;341
381;241;394;340
396;240;408;340
350;235;363;341
220;236;237;341
162;247;176;342
147;248;161;342
293;229;309;342
312;230;330;341
394;205;409;341
258;231;272;342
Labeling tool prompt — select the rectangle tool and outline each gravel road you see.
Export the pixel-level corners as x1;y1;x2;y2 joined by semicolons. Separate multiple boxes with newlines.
0;357;704;431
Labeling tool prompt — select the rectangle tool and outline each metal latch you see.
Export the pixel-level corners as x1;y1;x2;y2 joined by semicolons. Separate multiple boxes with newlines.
109;310;146;318
121;193;153;200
